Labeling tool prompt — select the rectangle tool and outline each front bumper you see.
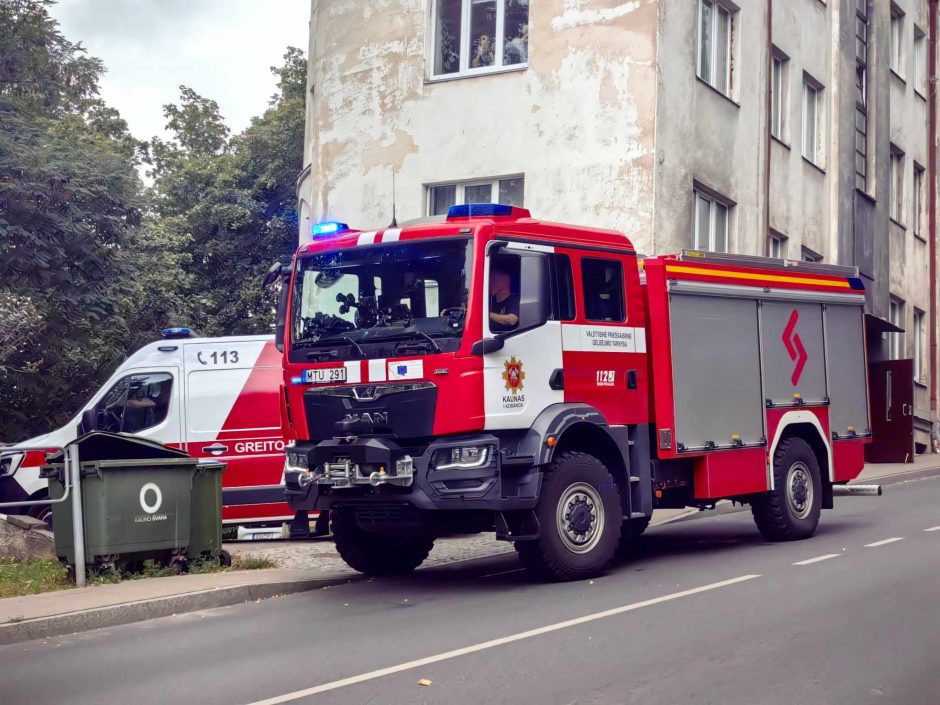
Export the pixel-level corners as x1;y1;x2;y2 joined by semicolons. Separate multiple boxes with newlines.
284;435;541;513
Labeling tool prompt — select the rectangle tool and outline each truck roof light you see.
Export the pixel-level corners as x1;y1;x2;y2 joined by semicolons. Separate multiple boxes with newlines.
312;221;349;237
161;327;195;339
446;204;531;220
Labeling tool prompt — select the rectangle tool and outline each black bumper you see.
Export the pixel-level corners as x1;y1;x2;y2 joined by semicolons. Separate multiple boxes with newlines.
284;435;541;513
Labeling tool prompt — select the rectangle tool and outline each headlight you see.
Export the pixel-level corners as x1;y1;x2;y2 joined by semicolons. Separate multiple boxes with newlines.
0;452;23;478
432;445;494;471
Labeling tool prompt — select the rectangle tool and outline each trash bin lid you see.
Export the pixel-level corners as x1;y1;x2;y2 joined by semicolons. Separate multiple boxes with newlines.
46;431;191;463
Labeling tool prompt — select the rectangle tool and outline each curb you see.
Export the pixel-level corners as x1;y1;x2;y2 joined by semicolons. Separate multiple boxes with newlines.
0;573;361;645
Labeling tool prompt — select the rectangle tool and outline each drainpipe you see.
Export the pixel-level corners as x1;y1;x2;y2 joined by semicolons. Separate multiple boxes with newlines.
764;0;773;256
930;0;938;447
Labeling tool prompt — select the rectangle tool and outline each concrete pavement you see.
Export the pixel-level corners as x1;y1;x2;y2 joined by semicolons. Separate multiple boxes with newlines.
1;456;937;646
1;471;937;704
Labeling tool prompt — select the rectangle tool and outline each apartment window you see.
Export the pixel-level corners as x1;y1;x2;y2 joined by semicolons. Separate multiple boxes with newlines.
889;297;904;361
890;6;905;77
432;0;529;78
427;176;524;215
693;188;731;252
890;147;905;225
697;0;734;96
914;309;925;382
771;51;789;141
913;163;925;238
855;2;869;191
801;246;822;263
802;76;824;166
769;232;788;259
914;26;927;96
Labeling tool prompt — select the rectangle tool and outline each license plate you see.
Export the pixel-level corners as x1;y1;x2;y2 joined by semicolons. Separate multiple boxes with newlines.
303;367;347;384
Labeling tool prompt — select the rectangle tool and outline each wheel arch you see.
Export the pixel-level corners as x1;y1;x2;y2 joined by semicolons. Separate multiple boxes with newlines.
769;412;833;488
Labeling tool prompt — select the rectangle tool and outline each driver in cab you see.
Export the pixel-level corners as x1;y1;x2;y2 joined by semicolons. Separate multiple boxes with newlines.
489;268;519;332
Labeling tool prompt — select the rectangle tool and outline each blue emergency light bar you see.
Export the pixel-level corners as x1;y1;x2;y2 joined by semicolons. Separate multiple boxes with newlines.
161;327;195;339
447;203;514;218
312;221;350;237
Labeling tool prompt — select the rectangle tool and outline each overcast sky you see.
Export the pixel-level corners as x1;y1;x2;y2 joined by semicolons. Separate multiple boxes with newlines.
50;0;309;142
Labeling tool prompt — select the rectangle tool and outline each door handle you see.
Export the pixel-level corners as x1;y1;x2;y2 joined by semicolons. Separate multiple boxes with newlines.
203;443;229;456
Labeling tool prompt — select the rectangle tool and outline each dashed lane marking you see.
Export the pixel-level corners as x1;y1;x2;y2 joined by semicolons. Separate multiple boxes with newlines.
864;537;905;547
793;554;841;566
924;526;940;532
239;574;762;705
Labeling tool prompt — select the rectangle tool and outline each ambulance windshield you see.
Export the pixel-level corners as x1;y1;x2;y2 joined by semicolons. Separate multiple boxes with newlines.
290;238;472;361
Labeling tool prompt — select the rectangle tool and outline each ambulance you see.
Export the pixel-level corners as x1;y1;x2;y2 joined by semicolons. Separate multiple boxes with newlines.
0;329;293;532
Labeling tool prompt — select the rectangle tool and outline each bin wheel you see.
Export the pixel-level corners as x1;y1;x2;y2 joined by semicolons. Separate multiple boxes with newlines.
169;556;190;574
219;549;232;567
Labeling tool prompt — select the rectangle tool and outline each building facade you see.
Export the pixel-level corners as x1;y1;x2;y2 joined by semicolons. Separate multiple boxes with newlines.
298;0;938;453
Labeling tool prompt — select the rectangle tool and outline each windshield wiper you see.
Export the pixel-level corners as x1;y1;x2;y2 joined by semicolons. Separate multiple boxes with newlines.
302;335;366;360
393;331;441;355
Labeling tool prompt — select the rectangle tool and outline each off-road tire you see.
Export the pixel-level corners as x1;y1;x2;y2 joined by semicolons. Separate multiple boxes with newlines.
331;509;434;576
751;437;822;541
617;516;651;556
515;451;621;581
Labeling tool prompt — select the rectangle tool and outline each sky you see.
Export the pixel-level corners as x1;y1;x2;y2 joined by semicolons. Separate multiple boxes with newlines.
50;0;310;142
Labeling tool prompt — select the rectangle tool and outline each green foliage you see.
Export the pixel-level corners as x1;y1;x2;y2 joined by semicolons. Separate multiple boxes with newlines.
0;557;70;598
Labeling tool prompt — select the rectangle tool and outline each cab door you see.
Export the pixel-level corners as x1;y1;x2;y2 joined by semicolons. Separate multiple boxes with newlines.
482;242;563;430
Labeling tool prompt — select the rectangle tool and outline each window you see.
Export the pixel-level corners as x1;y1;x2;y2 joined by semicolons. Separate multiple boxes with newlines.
802;76;823;166
94;373;173;434
581;258;625;322
693;188;730;252
855;2;869;191
890;146;905;225
697;0;734;95
913;163;925;238
914;26;927;95
914;309;925;382
550;254;575;321
771;51;789;141
889;297;904;360
428;176;524;216
433;0;529;78
488;254;520;333
890;6;904;77
801;246;822;263
769;232;788;259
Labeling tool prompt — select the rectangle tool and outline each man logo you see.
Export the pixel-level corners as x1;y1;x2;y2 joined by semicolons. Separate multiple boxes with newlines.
782;309;808;386
139;482;163;514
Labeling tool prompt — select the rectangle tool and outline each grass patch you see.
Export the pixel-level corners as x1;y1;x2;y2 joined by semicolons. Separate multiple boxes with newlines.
0;558;70;598
230;554;277;570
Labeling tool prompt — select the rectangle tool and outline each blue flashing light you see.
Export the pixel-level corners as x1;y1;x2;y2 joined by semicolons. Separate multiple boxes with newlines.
161;327;195;339
312;221;349;237
447;203;514;219
290;376;304;385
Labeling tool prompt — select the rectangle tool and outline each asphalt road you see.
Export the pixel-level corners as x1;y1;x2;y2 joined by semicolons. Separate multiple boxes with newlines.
2;474;939;705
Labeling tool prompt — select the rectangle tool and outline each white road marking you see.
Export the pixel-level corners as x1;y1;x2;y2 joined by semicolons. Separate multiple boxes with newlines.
241;574;762;705
865;537;904;547
793;554;841;566
479;568;526;579
924;525;940;532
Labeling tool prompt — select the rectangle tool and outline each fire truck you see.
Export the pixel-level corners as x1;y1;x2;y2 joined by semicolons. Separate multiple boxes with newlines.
275;204;872;581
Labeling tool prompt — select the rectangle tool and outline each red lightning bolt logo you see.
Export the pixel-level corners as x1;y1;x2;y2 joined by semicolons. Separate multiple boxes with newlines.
782;309;807;386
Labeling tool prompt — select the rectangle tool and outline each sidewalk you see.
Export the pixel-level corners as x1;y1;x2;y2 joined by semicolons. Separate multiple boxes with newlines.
2;456;938;645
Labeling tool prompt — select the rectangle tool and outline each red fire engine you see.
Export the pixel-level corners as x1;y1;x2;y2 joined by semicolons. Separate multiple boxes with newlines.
274;204;872;581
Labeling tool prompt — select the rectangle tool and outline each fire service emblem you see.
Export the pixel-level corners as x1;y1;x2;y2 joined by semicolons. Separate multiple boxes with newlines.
502;356;526;393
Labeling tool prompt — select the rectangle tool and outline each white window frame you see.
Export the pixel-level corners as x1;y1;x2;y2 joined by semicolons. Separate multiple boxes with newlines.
890;146;905;225
802;75;824;166
914;26;927;97
913;308;925;382
693;188;731;253
771;50;789;142
801;246;822;263
426;175;525;216
430;0;529;80
696;0;735;96
769;232;788;259
889;297;904;361
913;163;925;239
890;6;905;78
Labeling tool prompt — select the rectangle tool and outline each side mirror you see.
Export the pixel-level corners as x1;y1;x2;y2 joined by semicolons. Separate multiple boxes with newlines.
79;408;97;435
262;261;285;290
471;337;505;355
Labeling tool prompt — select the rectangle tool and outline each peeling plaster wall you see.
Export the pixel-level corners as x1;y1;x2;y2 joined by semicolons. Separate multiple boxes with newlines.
303;0;659;249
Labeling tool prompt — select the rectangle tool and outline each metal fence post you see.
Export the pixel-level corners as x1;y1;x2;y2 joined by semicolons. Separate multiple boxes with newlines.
68;443;86;587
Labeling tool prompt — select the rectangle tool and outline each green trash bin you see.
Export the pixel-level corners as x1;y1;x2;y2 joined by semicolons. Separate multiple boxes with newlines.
42;432;198;572
187;461;225;562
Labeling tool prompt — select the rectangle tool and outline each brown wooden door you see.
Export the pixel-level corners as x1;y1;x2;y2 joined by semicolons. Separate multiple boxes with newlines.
865;359;914;463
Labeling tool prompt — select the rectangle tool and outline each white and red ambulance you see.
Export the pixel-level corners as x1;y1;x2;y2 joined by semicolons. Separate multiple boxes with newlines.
0;329;293;531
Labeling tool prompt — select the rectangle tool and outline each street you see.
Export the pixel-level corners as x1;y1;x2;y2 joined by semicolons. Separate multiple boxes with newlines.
2;474;938;705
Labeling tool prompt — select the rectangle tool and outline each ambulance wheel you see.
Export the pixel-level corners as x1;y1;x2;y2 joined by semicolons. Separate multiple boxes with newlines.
27;491;53;529
515;451;620;581
331;509;434;576
751;437;822;541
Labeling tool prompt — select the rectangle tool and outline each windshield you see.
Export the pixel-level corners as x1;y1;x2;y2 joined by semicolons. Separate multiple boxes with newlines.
289;238;472;362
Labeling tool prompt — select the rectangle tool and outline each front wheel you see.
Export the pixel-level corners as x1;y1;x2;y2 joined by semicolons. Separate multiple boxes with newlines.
751;437;822;541
331;509;434;576
515;451;621;581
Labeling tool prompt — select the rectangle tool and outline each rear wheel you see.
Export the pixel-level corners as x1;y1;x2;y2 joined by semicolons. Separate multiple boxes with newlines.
331;509;434;576
751;437;822;541
515;451;621;581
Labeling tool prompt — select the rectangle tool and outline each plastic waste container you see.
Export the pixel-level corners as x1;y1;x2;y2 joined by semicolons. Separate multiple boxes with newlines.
187;461;225;562
42;432;198;572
